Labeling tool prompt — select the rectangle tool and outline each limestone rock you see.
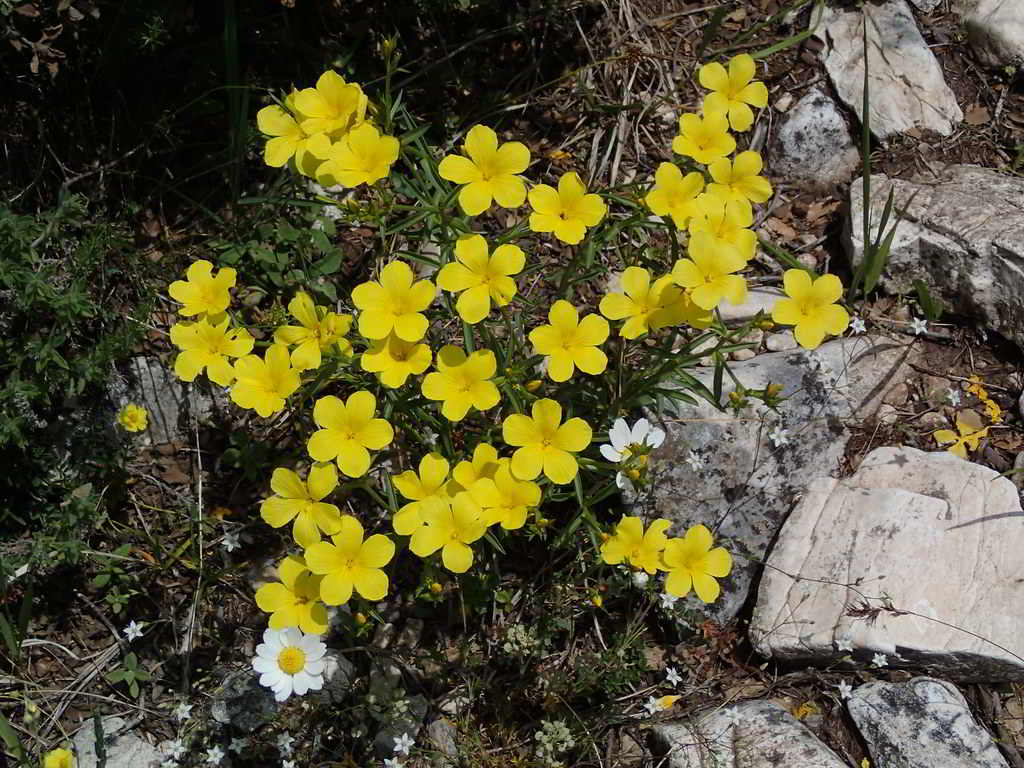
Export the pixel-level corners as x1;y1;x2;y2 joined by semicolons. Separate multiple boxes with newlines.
211;668;277;731
960;0;1024;68
814;1;962;140
765;330;797;352
846;166;1024;348
750;446;1024;681
72;716;162;768
373;694;429;759
909;0;942;9
318;650;357;704
769;87;860;188
650;700;848;767
641;336;913;620
425;717;459;765
848;677;1009;768
717;287;784;325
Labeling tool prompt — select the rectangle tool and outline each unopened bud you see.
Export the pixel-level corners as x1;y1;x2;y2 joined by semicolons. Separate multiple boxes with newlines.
525;379;542;393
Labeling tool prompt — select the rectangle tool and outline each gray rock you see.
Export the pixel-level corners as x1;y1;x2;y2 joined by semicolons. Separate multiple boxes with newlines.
909;0;942;9
765;330;797;352
1013;452;1024;492
424;717;459;765
717;287;784;325
640;336;912;620
650;700;848;767
318;650;357;704
72;716;162;768
211;668;277;731
848;677;1009;768
769;87;860;188
751;446;1024;681
731;348;757;362
373;694;429;759
814;1;963;140
960;0;1024;68
846;166;1024;348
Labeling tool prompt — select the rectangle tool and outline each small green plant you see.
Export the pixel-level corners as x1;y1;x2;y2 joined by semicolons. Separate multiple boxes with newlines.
107;652;151;698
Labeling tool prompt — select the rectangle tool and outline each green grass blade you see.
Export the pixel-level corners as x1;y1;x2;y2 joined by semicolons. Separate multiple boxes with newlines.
0;711;24;763
696;6;731;62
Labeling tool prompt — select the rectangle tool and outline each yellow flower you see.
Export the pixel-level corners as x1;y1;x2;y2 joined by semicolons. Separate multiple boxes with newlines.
469;460;541;530
967;375;987;399
698;54;769;132
707;151;773;210
529;300;609;382
256;103;329;169
409;494;487;573
292;70;368;137
670;231;748;310
421;346;500;421
645;162;705;229
438;125;531;216
42;747;75;768
688;194;757;263
600;516;671;574
304;515;395;605
308;391;394;478
662;524;733;602
273;291;352;371
254;554;328;635
316;122;400;188
392;452;453;536
360;332;432;388
116;404;148;433
170;315;254;385
230;344;301;417
656;695;681;711
599;267;702;338
260;463;343;547
167;260;236;317
983;397;1002;424
436;234;524;324
351;260;435;342
771;270;850;350
451;443;501;491
527;171;607;245
502;399;592;485
672;112;736;165
934;409;989;459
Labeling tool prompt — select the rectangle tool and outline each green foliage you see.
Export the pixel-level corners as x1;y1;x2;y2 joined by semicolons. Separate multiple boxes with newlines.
107;652;151;698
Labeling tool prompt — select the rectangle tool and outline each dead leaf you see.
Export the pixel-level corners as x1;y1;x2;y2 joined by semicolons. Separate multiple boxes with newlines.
14;4;40;16
765;217;798;240
965;104;991;126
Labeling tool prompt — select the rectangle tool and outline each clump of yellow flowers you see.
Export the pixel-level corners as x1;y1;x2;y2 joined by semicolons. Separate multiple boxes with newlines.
160;56;855;647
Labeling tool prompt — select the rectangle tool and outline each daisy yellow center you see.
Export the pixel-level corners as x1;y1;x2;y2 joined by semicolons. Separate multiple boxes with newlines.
277;646;306;675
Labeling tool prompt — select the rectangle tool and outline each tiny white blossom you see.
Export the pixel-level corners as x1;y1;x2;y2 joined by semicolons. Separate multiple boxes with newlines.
946;388;961;406
721;708;743;729
871;652;888;668
665;666;682;686
423;429;439;447
836;636;854;653
642;696;660;716
229;736;250;753
221;530;241;552
164;739;186;760
283;761;297;768
172;702;193;722
393;732;415;756
849;316;866;334
277;732;295;756
910;317;928;336
659;592;678;610
631;571;649;589
383;759;403;768
684;450;703;472
768;426;790;448
837;680;853;700
205;745;225;765
123;620;145;642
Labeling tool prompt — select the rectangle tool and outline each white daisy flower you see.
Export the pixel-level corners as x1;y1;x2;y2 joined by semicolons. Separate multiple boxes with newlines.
393;732;415;756
665;666;682;686
849;316;866;334
871;652;888;668
123;620;145;642
836;680;853;700
252;627;327;702
910;317;928;336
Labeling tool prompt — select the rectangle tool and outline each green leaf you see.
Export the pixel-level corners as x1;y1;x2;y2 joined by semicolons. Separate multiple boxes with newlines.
0;711;25;762
914;280;944;322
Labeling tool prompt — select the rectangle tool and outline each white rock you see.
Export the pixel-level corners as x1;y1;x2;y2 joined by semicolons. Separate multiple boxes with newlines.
960;0;1024;68
909;0;942;10
717;287;784;325
765;330;797;352
73;716;161;768
769;87;860;188
751;445;1024;681
814;1;963;140
731;348;757;361
640;336;914;620
846;166;1024;348
848;677;1009;768
650;700;848;767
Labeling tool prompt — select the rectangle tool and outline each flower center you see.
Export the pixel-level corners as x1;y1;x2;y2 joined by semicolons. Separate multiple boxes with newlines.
277;646;306;675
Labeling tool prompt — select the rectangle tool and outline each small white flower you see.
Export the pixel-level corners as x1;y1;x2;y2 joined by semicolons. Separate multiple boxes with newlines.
631;571;649;589
277;732;295;756
601;418;666;464
123;620;145;642
721;708;743;729
172;702;193;722
849;316;866;334
164;739;187;759
423;429;438;447
205;745;225;765
836;680;853;700
383;759;403;768
684;450;703;472
283;761;297;768
836;636;854;653
910;317;928;336
659;592;678;610
871;652;888;668
252;627;327;702
946;388;961;406
768;426;790;448
393;732;415;756
642;696;660;716
221;530;241;552
665;667;682;686
229;737;250;753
